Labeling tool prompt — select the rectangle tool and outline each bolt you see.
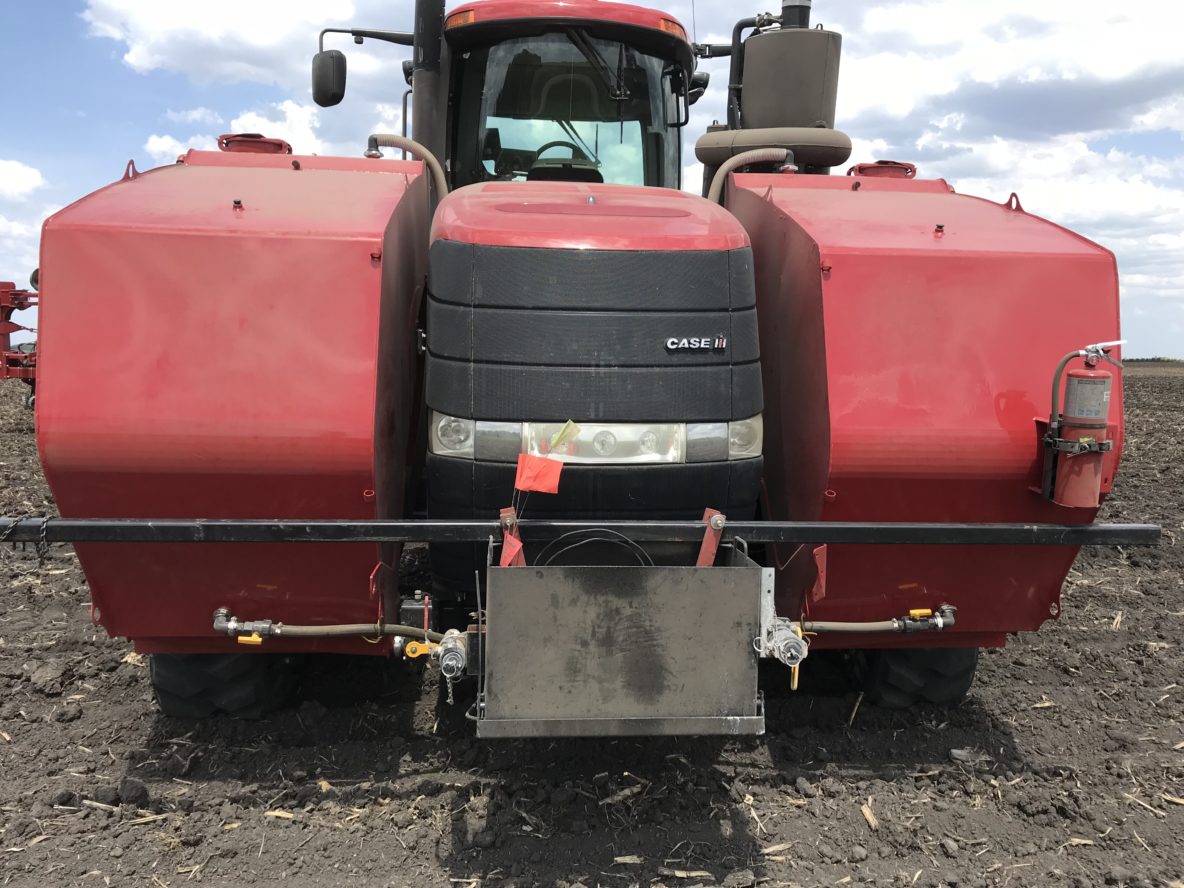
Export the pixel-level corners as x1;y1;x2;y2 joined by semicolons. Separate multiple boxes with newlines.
710;514;726;530
935;223;944;232
232;198;243;210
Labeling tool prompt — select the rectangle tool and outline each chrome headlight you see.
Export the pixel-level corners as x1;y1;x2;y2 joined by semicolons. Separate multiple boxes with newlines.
523;421;684;464
428;412;762;463
430;414;474;458
726;415;763;459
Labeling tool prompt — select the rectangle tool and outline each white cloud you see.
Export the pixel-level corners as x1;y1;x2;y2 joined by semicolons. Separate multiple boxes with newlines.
83;0;359;84
230;101;324;155
0;160;46;201
165;107;223;126
143;133;218;166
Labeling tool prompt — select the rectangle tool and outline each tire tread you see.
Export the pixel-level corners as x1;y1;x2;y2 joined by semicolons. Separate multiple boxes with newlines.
862;648;978;709
150;653;297;719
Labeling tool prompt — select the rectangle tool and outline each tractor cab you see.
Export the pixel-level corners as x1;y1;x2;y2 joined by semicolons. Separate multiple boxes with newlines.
442;4;695;189
311;0;697;191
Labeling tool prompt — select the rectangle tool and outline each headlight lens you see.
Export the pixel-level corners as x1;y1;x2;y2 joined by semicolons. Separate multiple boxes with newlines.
727;416;763;459
431;414;474;457
428;413;762;462
524;421;684;464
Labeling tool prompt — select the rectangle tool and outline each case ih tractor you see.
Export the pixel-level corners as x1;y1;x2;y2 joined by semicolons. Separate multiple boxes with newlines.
3;0;1158;735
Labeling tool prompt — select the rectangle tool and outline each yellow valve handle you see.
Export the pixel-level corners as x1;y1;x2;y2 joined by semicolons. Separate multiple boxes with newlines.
237;633;263;646
405;640;436;659
908;608;933;619
789;623;804;691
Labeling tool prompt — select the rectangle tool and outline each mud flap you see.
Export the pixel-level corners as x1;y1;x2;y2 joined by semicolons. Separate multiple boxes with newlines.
476;544;771;738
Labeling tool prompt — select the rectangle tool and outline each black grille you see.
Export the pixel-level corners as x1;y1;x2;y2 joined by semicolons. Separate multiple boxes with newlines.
425;241;762;421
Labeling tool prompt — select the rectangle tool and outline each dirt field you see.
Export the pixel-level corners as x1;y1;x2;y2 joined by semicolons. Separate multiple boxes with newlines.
1;368;1180;888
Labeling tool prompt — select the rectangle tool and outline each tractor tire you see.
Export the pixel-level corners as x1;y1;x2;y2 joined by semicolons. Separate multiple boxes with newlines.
149;653;299;719
860;647;978;709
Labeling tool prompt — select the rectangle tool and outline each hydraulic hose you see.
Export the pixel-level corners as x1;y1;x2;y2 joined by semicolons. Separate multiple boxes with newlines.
366;133;449;198
707;148;790;204
278;623;445;642
212;609;445;643
801;605;955;635
801;619;899;634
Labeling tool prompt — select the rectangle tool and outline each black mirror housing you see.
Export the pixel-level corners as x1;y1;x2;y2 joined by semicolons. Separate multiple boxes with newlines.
689;70;710;105
312;50;347;107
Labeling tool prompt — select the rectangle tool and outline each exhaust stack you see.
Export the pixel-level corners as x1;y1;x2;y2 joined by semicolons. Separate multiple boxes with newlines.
781;0;811;29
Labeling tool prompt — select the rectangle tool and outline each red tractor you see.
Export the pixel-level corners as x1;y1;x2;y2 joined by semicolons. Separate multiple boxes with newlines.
1;279;37;408
4;0;1155;734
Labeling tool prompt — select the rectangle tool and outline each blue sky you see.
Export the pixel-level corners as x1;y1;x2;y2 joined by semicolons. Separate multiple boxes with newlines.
2;0;1182;356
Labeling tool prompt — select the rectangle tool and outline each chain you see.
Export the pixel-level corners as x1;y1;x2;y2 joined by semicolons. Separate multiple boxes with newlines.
445;676;455;706
0;515;26;545
37;517;50;566
0;517;53;567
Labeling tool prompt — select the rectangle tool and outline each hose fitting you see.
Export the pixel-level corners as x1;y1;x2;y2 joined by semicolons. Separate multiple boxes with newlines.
212;607;277;638
365;133;449;198
899;605;956;633
437;629;468;680
763;617;809;668
707;147;791;204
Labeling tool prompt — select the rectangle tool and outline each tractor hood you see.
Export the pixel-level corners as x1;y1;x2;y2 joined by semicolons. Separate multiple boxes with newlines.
431;182;749;252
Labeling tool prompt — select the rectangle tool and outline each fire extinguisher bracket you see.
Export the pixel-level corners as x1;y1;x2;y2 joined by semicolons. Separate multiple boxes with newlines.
1047;437;1113;455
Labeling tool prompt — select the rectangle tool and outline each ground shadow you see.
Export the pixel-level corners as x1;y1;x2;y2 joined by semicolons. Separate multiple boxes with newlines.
762;651;1025;775
433;652;1025;886
114;649;1024;886
126;653;427;795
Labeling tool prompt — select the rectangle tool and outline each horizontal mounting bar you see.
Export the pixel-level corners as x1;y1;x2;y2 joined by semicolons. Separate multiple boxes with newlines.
0;517;1161;546
476;714;766;738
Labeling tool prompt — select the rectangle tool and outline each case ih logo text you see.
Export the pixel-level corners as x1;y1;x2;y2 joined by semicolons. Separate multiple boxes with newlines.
666;334;727;352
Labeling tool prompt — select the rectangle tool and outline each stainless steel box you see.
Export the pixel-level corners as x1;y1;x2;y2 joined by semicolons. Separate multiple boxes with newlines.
477;544;768;737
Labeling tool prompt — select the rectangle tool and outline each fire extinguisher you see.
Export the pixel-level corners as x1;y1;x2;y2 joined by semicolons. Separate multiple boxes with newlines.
1042;341;1123;508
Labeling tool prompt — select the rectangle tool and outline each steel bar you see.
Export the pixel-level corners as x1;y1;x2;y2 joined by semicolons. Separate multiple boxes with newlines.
0;517;1161;546
476;714;766;738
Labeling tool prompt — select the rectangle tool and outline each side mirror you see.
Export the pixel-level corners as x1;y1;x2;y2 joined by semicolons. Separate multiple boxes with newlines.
312;50;347;107
402;59;414;86
689;71;710;106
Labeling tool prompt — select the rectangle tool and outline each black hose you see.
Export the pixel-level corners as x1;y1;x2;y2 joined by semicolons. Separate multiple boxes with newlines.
801;619;898;634
277;622;445;642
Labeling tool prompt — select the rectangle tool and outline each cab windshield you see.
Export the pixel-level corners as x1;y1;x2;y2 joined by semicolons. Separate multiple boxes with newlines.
451;31;682;188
